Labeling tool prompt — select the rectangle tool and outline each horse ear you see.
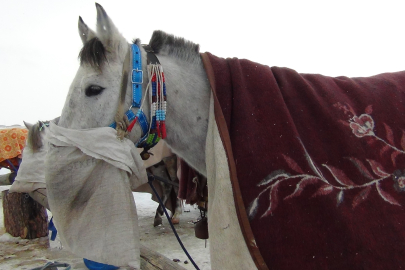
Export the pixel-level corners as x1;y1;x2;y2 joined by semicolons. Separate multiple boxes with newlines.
78;16;96;44
95;3;126;50
23;121;33;130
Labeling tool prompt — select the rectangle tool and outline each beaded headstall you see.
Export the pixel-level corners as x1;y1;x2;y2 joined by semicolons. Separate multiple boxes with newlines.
111;44;167;160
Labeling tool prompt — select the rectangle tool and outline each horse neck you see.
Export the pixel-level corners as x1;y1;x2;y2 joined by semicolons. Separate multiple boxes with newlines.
156;54;211;176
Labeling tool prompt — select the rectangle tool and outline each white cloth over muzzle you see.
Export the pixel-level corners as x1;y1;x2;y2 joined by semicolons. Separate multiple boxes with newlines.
45;122;147;268
10;133;48;193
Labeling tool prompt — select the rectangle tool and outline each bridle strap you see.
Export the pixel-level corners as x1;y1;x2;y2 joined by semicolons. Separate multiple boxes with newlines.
111;43;164;159
143;45;160;65
131;44;143;108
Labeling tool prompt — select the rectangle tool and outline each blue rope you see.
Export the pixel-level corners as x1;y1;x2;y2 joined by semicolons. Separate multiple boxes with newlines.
5;159;18;172
147;173;200;270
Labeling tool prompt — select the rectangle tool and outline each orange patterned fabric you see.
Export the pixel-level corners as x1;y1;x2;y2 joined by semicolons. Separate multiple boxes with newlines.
0;127;28;163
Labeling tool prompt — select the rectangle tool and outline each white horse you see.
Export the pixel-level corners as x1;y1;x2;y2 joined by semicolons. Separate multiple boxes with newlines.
51;3;405;270
56;4;244;269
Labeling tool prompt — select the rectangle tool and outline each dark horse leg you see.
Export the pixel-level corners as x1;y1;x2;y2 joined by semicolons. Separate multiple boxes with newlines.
147;161;174;227
162;156;182;224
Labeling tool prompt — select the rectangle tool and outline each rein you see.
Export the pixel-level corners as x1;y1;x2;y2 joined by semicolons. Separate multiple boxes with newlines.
111;43;167;159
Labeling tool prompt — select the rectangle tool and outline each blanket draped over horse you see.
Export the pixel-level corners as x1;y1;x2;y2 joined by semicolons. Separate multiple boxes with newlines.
202;52;405;269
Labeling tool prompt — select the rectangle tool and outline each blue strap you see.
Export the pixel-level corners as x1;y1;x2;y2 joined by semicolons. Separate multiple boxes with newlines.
137;110;149;136
48;217;57;241
135;110;150;147
131;44;143;108
109;44;154;149
109;110;136;129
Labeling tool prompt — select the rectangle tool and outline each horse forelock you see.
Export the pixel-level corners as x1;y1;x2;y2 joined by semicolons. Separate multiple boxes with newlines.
79;37;108;68
149;30;201;63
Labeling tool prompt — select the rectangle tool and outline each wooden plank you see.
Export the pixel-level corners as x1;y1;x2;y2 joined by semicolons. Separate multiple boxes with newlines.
140;245;187;270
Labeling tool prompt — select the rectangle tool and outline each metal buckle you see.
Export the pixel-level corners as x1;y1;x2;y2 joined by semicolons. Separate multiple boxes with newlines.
131;68;143;84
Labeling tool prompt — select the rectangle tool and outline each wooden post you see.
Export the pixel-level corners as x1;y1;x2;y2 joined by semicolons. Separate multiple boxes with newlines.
2;190;48;239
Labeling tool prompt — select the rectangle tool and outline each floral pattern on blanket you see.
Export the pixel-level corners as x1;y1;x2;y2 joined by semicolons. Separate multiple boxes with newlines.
248;103;405;220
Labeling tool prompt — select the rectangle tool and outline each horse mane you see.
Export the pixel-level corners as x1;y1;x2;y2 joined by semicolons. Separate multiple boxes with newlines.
79;31;200;67
148;30;201;63
78;37;107;67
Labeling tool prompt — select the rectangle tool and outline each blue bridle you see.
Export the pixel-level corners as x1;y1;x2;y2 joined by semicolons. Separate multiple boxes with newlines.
110;44;158;151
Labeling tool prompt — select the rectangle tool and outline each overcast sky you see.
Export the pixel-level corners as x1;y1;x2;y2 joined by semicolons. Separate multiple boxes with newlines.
1;0;405;126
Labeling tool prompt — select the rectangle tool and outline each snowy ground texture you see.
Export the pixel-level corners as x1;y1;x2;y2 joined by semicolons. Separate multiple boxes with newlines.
0;186;211;270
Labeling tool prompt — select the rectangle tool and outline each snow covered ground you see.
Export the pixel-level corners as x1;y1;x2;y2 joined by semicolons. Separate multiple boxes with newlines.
0;186;211;270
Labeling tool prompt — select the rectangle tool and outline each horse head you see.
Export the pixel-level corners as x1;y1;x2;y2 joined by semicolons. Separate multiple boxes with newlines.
59;3;211;173
59;3;146;143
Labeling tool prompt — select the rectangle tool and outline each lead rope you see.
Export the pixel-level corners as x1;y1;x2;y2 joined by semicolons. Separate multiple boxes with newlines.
147;173;201;270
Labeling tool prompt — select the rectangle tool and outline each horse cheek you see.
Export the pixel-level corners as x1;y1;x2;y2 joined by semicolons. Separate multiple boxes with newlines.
69;98;76;109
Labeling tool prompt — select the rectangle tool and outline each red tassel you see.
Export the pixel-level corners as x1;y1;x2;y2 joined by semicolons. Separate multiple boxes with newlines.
161;122;167;139
127;117;138;132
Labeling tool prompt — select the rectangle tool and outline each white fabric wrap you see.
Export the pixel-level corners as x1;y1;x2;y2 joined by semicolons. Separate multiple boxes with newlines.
205;93;257;269
10;135;47;193
10;126;171;194
45;122;147;268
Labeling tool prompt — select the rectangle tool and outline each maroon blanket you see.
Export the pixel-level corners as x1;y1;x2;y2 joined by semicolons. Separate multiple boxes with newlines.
202;52;405;270
178;159;207;205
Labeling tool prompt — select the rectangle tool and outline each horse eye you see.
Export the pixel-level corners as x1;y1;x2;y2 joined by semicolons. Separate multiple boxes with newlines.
85;85;105;97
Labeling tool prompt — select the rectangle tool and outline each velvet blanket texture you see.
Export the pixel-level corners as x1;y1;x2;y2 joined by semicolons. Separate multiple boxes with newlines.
202;52;405;270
